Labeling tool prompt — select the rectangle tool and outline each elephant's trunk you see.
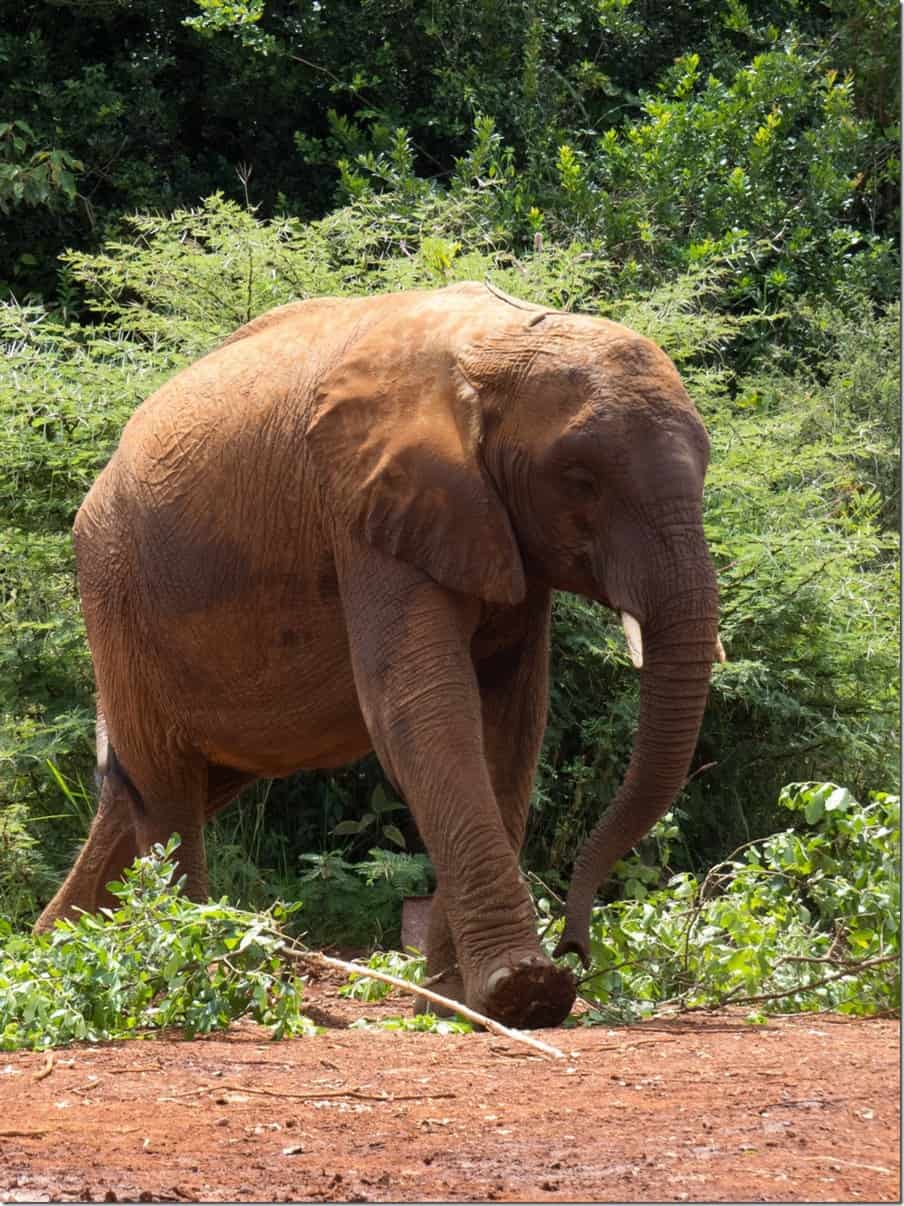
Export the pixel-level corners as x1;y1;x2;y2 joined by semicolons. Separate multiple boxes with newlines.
554;576;719;966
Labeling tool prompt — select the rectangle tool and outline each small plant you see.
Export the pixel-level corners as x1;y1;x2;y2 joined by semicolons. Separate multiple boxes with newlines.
296;847;433;947
338;949;426;1002
0;837;318;1050
331;782;408;852
350;1013;473;1035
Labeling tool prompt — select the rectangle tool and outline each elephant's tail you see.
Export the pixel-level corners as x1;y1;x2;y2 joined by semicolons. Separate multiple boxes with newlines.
95;703;144;812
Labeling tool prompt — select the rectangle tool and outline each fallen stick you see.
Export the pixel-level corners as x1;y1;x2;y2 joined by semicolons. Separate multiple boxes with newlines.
217;1083;457;1103
297;950;567;1060
794;1155;896;1176
32;1052;55;1081
108;1064;163;1074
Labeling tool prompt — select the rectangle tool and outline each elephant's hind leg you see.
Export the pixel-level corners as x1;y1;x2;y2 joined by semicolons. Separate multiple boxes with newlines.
34;759;247;933
412;888;466;1017
34;765;139;932
129;756;210;904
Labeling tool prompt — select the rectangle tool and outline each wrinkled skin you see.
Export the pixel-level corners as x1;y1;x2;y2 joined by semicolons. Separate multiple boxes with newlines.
36;283;720;1029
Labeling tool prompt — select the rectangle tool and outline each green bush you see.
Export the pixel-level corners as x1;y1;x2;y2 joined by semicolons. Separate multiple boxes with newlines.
547;783;899;1022
295;849;434;948
0;837;317;1050
1;193;897;924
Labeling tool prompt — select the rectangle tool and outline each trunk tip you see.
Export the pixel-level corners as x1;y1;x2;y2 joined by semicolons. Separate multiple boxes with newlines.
552;930;591;969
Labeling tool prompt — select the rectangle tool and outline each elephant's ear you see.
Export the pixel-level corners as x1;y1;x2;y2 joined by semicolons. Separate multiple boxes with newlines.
305;311;525;606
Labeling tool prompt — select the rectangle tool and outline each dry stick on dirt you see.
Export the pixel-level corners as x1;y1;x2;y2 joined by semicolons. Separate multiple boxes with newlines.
214;1083;457;1103
32;1051;55;1081
296;950;568;1060
793;1155;896;1176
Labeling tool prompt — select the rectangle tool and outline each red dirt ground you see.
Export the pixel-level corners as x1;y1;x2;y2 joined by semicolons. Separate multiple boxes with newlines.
0;968;898;1204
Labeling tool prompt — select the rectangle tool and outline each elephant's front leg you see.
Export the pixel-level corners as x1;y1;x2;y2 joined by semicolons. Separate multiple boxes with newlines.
422;584;566;1020
336;543;574;1028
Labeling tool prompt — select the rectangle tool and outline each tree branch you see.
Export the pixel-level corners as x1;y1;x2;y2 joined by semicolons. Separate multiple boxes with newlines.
289;947;568;1060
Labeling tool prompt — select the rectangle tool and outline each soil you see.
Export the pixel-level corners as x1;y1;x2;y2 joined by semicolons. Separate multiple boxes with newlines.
0;967;898;1204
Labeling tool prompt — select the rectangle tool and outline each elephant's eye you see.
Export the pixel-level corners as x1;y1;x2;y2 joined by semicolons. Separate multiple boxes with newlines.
561;465;598;500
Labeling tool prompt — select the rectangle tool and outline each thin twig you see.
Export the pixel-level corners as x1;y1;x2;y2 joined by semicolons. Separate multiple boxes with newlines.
295;949;567;1060
527;871;565;907
32;1052;55;1081
685;954;898;1011
107;1064;164;1074
214;1082;456;1104
775;952;889;968
792;1154;896;1175
683;760;718;786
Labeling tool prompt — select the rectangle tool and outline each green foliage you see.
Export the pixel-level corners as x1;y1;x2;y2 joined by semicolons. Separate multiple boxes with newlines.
295;849;434;948
3;0;897;307
349;1013;473;1035
62;196;355;353
564;41;898;299
0;785;895;1051
340;950;474;1033
339;949;426;1001
331;783;408;853
0;121;82;214
0;803;60;923
548;784;899;1022
0;838;318;1050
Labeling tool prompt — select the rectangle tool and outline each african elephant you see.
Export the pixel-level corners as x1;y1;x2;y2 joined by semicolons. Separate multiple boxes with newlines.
35;281;722;1029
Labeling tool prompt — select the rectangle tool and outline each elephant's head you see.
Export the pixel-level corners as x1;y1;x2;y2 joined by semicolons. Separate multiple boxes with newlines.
307;282;721;964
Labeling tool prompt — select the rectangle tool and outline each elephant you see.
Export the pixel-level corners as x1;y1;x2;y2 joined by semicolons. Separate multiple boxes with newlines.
35;281;722;1030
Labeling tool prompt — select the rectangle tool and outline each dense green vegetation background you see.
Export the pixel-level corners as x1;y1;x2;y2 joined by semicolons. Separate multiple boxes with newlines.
0;0;899;961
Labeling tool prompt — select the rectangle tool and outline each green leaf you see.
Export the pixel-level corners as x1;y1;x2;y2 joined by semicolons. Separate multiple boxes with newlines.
383;824;406;849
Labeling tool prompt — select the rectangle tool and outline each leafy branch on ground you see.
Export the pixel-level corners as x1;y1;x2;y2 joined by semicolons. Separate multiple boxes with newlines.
541;783;899;1024
0;836;319;1050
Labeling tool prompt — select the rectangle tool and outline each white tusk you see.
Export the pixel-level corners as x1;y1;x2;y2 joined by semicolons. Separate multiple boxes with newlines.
96;711;109;776
715;636;727;664
621;612;643;669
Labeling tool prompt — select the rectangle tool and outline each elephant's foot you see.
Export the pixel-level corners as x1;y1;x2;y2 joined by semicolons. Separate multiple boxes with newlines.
412;969;466;1018
474;955;576;1030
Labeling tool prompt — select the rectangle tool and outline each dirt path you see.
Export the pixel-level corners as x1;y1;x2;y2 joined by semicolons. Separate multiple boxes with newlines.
0;973;898;1203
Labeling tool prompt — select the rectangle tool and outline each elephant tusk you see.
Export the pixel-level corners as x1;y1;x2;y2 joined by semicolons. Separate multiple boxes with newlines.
715;635;727;664
96;711;109;776
621;612;643;669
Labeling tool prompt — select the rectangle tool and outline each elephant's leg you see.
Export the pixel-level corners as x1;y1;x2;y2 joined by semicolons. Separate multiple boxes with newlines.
108;748;211;903
205;765;258;821
35;762;252;933
408;887;465;1016
417;586;555;1016
337;541;574;1028
34;769;139;932
59;736;211;906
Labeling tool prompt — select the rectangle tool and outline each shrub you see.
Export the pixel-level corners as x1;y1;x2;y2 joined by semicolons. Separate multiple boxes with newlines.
0;837;317;1050
547;783;899;1022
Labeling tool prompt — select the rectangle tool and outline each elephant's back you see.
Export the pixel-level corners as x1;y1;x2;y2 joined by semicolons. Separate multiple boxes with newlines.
73;299;360;668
